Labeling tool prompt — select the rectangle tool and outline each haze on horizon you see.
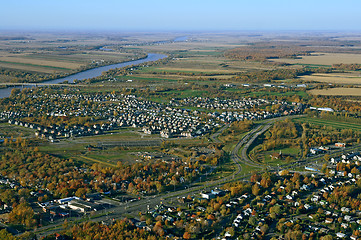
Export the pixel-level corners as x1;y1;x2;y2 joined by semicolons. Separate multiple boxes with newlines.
1;0;361;32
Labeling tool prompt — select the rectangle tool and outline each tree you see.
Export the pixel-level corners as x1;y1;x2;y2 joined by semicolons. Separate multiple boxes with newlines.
10;88;20;97
248;216;257;226
75;188;87;199
252;183;260;196
260;224;269;234
320;235;333;240
8;202;36;228
0;229;16;240
183;232;191;239
17;231;38;240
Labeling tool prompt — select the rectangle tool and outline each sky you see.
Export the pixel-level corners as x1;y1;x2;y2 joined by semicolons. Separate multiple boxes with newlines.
1;0;361;32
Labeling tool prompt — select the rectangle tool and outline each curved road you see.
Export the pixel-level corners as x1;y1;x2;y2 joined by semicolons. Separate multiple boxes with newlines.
38;114;344;237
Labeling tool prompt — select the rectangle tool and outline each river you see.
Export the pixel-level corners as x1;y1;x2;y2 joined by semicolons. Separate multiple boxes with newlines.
0;53;167;99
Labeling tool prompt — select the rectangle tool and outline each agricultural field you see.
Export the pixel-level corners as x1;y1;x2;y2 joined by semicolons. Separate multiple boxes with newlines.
270;52;361;66
0;32;150;83
0;51;140;75
299;72;361;85
308;87;361;96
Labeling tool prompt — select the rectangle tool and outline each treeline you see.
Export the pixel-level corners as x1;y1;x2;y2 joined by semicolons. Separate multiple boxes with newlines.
41;219;167;240
332;63;361;71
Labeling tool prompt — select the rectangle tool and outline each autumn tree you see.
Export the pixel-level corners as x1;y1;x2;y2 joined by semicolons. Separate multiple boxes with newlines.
8;202;36;228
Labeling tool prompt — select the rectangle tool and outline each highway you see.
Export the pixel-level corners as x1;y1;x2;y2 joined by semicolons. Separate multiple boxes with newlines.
34;114;361;237
33;116;298;236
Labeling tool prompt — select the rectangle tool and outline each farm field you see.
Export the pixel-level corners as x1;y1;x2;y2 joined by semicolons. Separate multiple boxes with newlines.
308;87;361;96
0;32;151;83
0;56;83;70
0;51;140;75
270;52;361;65
298;72;361;85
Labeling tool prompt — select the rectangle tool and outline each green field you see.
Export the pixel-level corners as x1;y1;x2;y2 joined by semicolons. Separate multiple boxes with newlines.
253;146;300;166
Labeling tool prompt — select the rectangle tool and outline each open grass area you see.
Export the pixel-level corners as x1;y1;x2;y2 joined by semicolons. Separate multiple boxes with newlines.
78;155;118;167
239;162;261;176
70;129;157;142
251;146;300;166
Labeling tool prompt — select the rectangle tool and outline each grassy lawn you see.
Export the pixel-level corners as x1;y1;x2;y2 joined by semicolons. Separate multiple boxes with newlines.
78;155;117;167
85;151;132;165
38;142;86;159
239;162;260;176
252;146;300;166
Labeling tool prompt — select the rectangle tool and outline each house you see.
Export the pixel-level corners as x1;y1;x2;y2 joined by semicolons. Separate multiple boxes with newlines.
335;142;346;148
351;235;359;240
211;189;225;197
325;218;333;224
301;184;311;191
341;207;350;213
270;152;282;159
336;233;347;238
304;204;312;210
310;148;325;155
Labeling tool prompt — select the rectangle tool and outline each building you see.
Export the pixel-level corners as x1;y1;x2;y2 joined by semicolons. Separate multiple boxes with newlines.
201;192;215;200
335;143;346;148
68;200;98;213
